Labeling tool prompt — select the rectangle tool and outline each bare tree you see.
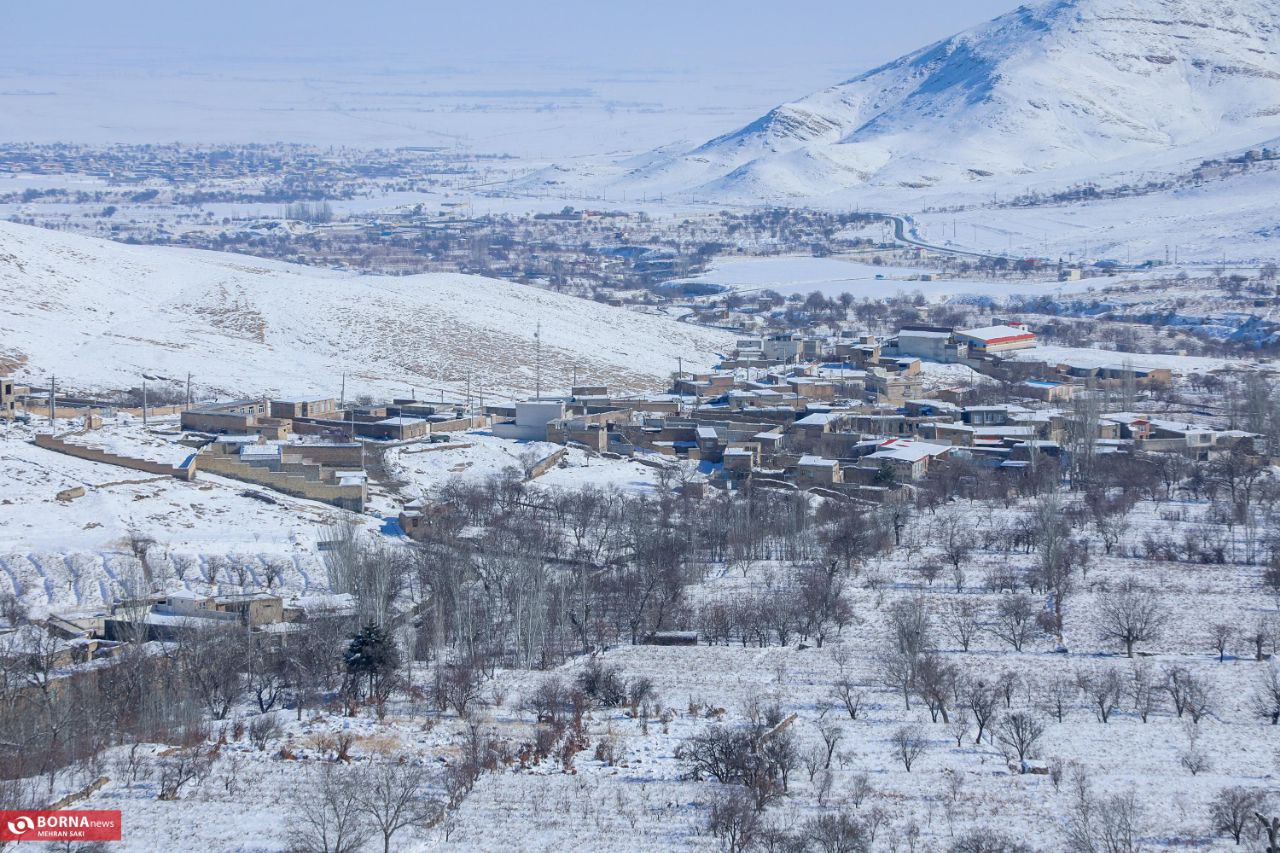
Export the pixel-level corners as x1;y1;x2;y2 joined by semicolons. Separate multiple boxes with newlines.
964;680;1000;744
948;707;972;747
806;812;871;853
358;761;442;853
1209;786;1266;845
706;789;760;853
877;597;932;709
1037;674;1076;723
951;828;1033;853
1096;584;1166;657
324;524;406;628
996;712;1045;771
156;747;212;800
169;623;244;720
891;724;928;772
817;720;843;770
936;508;975;576
830;649;866;721
1179;720;1210;775
990;593;1037;652
1208;622;1235;663
941;598;981;652
290;764;372;853
1063;767;1144;853
1077;667;1123;723
1126;661;1161;723
1252;663;1280;725
914;653;957;723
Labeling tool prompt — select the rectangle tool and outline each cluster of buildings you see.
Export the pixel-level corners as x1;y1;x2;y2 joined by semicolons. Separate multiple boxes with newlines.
177;395;491;512
468;321;1252;502
0;590;359;674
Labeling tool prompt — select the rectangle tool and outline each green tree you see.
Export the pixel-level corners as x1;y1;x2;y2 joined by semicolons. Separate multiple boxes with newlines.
344;621;401;711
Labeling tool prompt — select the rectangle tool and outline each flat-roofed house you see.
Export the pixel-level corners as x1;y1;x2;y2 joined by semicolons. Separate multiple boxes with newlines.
181;399;266;432
270;397;339;420
795;455;843;487
955;324;1038;354
214;593;285;628
860;438;951;481
891;329;969;363
722;447;755;479
492;400;567;441
0;376;15;419
1022;380;1075;402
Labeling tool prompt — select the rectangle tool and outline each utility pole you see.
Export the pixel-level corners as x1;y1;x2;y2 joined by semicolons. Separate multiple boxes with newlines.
142;379;148;427
48;375;55;423
185;372;192;411
340;372;346;408
534;320;542;401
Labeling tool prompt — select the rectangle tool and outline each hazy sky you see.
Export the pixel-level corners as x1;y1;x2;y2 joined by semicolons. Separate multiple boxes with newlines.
2;1;1023;150
12;0;1019;73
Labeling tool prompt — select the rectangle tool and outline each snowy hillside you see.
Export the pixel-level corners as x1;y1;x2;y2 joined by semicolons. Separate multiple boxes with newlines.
0;222;733;399
604;0;1280;200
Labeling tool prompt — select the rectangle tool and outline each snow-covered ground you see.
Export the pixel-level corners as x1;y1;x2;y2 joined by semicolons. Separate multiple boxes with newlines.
595;1;1280;203
20;493;1277;851
0;420;358;615
0;419;674;616
909;165;1280;267
673;255;1096;301
0;221;734;401
1007;344;1260;374
383;431;669;501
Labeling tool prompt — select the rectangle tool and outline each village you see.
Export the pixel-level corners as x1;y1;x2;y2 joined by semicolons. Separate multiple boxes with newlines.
2;308;1269;674
5;254;1280;851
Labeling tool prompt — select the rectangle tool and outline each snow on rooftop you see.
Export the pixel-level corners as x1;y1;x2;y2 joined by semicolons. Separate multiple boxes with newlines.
956;325;1036;342
239;444;279;458
797;455;837;466
868;438;951;463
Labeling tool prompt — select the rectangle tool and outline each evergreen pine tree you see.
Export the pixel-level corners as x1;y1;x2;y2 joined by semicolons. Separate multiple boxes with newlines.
344;620;400;700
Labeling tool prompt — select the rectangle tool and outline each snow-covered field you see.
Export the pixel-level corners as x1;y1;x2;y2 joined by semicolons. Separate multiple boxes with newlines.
0;418;675;617
0;221;734;401
674;255;1096;301
24;493;1278;851
381;431;669;504
0;420;356;615
910;166;1280;267
1007;344;1260;375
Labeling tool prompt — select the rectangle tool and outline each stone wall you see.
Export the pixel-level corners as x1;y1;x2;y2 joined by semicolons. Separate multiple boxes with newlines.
198;452;364;511
34;433;196;481
525;448;568;481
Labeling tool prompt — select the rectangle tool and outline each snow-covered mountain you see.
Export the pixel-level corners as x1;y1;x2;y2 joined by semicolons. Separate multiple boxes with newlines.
0;222;731;399
609;0;1280;200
